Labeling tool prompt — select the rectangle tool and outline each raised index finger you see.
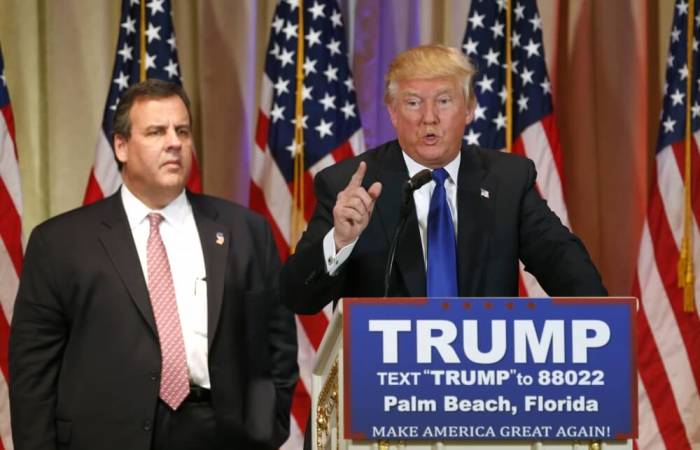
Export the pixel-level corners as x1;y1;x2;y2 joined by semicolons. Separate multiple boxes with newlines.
347;161;367;188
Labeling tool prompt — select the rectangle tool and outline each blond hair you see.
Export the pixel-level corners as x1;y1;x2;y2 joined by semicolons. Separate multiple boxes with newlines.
384;44;476;107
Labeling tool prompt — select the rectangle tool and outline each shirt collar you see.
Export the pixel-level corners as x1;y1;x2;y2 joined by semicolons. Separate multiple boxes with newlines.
120;184;189;229
401;149;461;185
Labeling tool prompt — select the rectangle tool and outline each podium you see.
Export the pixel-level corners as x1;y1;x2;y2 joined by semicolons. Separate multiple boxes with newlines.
311;298;634;450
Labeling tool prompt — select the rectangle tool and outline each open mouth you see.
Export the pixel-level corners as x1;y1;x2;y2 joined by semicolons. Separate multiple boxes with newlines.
422;132;440;145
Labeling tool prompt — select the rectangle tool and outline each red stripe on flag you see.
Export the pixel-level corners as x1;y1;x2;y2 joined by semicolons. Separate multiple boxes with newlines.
249;181;290;262
539;113;566;188
291;380;310;436
646;179;700;394
331;141;354;162
83;170;106;205
297;312;329;350
255;111;270;153
0;177;22;276
1;105;17;158
187;155;202;193
634;278;692;450
671;140;700;225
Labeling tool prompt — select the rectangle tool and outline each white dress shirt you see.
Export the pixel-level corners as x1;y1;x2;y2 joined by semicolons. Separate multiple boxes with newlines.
323;151;460;274
121;185;210;388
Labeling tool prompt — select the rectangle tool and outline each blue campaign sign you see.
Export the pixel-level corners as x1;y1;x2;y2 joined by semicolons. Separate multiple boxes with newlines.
342;297;637;441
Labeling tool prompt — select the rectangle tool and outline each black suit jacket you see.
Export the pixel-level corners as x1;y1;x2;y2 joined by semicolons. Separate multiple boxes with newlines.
281;141;606;313
9;191;298;450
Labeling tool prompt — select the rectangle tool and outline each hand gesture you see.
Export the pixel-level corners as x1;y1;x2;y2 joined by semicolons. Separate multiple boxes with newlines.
332;161;382;250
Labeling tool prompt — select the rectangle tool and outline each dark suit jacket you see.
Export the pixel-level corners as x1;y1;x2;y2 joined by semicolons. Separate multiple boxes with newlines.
9;191;298;450
281;141;606;314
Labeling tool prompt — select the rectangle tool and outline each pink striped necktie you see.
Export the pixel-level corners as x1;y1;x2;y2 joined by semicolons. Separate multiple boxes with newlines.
146;213;190;410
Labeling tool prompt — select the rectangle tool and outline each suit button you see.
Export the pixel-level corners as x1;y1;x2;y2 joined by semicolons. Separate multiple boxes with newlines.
143;419;152;431
150;372;158;381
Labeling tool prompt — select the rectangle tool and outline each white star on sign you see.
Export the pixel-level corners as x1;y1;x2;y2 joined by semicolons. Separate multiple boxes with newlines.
511;31;521;48
520;67;534;86
468;11;485;29
114;71;129;91
279;48;294;68
344;78;355;92
474;103;487;121
121;16;136;35
464;129;481;145
327;39;341;56
517;94;529;112
484;48;500;67
283;21;297;40
524;39;541;58
147;0;165;15
663;116;676;133
315;119;333;138
164;59;179;78
671;88;685;106
331;10;342;27
302;85;313;101
319;92;337;111
672;27;681;43
146;22;161;43
303;57;317;75
309;1;326;19
679;65;689;81
341;101;356;119
540;78;551;95
167;34;176;51
145;52;157;70
306;28;322;48
514;4;525;20
463;38;478;55
477;75;494;93
118;43;133;62
529;13;542;32
270;104;285;123
272;16;284;34
493;112;506;130
677;0;689;16
274;77;290;96
324;64;338;82
490;21;504;39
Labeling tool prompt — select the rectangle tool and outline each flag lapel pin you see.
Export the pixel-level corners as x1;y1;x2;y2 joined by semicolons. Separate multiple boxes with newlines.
216;232;225;245
481;188;490;199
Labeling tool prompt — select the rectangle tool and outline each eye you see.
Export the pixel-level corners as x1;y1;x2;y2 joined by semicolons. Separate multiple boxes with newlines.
404;98;421;109
437;96;452;106
176;127;191;137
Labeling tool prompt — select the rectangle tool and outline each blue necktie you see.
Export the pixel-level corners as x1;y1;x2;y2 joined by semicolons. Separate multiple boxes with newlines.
427;168;458;297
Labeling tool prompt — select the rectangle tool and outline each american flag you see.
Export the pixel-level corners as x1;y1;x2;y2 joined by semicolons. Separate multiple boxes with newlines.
462;0;567;297
249;0;364;447
83;0;200;205
0;45;22;449
634;1;700;448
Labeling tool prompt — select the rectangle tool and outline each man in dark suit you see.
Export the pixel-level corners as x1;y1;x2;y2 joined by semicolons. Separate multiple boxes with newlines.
281;44;606;315
9;80;298;450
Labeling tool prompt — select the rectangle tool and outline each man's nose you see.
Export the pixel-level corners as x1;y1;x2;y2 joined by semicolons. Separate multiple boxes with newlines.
165;127;182;148
422;102;439;124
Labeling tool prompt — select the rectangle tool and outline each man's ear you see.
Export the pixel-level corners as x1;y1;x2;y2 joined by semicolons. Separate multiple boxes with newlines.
114;134;128;164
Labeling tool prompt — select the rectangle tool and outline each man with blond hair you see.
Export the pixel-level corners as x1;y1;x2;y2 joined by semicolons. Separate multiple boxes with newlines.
280;44;605;314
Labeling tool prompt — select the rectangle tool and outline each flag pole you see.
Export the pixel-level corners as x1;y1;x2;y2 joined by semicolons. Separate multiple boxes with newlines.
291;0;306;252
505;0;513;152
680;0;696;312
139;0;146;81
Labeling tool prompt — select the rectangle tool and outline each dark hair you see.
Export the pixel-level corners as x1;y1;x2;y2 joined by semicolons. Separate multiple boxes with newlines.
112;79;192;169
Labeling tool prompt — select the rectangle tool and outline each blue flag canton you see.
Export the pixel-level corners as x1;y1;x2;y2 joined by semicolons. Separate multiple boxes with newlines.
263;0;362;183
0;48;10;108
462;0;553;150
657;0;700;152
102;0;182;137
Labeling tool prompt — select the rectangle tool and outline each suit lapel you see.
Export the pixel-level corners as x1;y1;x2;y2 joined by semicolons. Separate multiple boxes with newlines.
456;146;493;296
189;194;230;351
98;192;157;334
372;143;426;297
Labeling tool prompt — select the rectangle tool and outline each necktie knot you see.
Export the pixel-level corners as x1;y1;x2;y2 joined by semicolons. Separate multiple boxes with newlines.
432;168;449;186
148;213;164;230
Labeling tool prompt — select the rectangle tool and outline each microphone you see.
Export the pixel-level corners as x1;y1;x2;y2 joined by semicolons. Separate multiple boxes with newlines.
384;169;433;297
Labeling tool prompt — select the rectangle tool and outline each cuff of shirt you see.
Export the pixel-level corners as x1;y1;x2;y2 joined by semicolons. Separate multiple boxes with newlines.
322;228;357;276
